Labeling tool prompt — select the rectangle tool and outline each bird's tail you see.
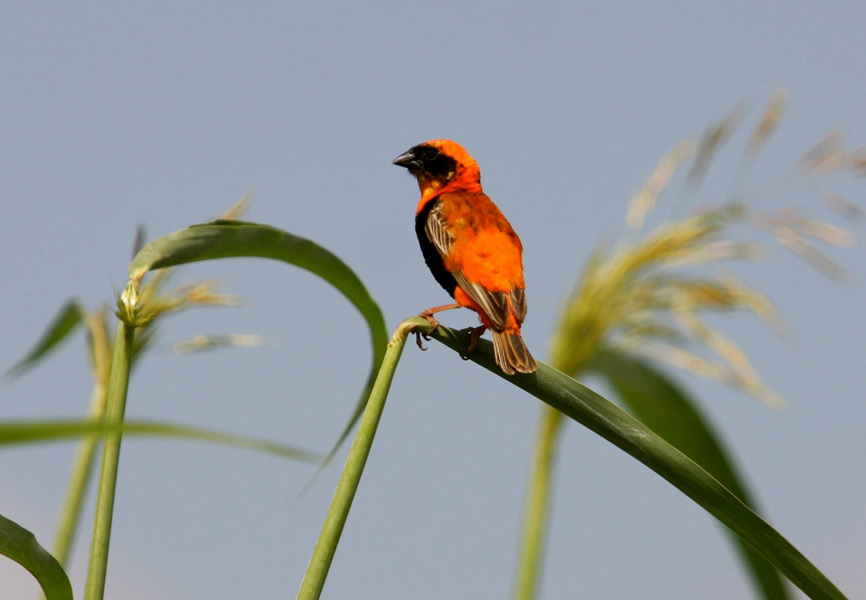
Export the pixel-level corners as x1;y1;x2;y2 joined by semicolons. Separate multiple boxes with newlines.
492;331;537;375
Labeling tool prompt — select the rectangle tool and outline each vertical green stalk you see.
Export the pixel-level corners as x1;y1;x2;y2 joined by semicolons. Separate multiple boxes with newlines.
513;406;564;600
83;319;135;600
53;312;112;567
52;382;109;566
513;331;596;600
296;319;414;600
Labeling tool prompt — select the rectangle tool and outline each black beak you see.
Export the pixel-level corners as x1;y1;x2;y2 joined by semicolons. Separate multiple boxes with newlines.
392;149;421;170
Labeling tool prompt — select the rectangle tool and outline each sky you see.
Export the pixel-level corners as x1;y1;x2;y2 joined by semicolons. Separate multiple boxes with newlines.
1;3;865;599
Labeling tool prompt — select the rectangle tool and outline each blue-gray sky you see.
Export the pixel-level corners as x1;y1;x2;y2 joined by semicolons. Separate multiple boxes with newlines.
2;3;864;598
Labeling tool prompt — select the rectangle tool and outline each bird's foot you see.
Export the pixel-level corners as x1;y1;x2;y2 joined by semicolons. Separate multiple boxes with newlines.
459;325;487;360
414;312;441;351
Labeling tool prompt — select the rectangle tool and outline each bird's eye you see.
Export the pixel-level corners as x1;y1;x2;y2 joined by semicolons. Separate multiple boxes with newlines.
413;145;454;178
415;145;440;163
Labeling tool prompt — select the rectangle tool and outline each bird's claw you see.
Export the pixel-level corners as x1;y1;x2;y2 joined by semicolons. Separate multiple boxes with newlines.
459;325;486;360
414;313;441;351
414;330;428;351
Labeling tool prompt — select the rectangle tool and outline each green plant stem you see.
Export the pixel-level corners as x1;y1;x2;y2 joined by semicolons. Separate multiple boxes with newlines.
513;406;564;600
514;328;589;600
54;309;112;569
296;319;413;600
52;381;108;567
83;321;135;600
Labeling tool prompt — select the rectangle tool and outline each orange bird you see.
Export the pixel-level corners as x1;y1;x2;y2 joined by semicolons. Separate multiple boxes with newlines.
393;139;537;375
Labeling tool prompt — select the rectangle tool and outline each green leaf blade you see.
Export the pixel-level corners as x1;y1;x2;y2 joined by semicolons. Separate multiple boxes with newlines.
6;299;83;380
423;321;846;600
0;513;72;600
128;220;389;458
589;349;790;600
0;419;322;463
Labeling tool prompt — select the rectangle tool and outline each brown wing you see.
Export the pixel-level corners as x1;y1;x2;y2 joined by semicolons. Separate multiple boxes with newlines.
451;271;510;330
510;286;528;323
423;202;456;255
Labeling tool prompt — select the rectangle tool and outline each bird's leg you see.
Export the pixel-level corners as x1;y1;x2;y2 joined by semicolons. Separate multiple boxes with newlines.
415;302;461;351
459;325;487;360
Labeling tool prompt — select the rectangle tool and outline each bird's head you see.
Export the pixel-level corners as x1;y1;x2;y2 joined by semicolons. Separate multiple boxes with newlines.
393;139;482;196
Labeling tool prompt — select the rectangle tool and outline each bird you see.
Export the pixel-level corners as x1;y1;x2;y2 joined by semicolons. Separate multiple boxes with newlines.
393;139;537;375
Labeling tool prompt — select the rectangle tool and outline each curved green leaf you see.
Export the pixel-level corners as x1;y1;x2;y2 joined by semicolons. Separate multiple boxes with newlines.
5;299;83;380
588;349;789;600
128;220;389;460
420;319;845;600
0;513;72;600
0;420;322;463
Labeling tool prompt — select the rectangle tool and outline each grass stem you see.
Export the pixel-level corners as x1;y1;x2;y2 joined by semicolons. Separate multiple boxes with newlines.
513;406;564;600
83;321;134;600
296;318;414;600
52;381;108;567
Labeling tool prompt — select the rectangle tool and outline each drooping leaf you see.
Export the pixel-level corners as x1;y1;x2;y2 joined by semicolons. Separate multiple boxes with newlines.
0;419;322;463
5;300;84;380
0;513;72;600
128;220;389;462
421;320;845;600
588;348;790;600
